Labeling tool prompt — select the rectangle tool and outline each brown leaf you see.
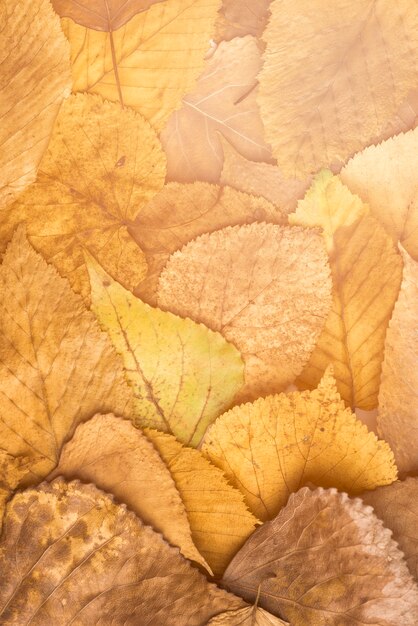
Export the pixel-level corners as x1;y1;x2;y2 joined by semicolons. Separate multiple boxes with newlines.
52;0;164;30
0;479;245;624
157;223;332;400
207;606;288;625
223;487;418;625
49;413;209;571
0;228;132;485
258;0;418;177
362;478;418;582
161;36;273;183
0;0;71;207
132;182;286;304
214;0;272;42
0;451;31;531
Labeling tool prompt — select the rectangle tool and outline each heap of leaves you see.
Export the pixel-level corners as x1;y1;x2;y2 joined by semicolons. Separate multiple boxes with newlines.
2;0;418;624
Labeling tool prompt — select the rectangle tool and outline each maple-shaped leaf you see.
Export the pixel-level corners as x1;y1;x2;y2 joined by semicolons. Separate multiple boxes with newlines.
0;228;132;485
202;368;396;521
376;248;418;475
157;222;332;401
62;0;220;131
161;36;273;183
0;479;246;624
87;257;244;446
52;0;164;30
214;0;272;42
48;413;209;571
223;487;418;625
362;478;418;582
146;429;259;578
207;607;288;625
0;0;71;207
219;137;310;214
2;94;165;301
290;171;403;409
132;182;286;304
258;0;418;177
341;128;418;261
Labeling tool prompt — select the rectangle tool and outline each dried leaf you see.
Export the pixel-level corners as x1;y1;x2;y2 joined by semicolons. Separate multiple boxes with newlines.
376;248;418;474
0;479;245;624
146;429;259;578
219;137;310;214
157;222;332;400
49;413;209;571
52;0;164;30
0;228;132;485
207;606;288;625
341;128;418;261
0;0;71;207
87;257;244;445
214;0;272;42
63;0;221;130
362;478;418;581
161;36;273;183
290;172;403;409
202;368;396;521
4;94;165;301
223;487;418;625
132;182;286;304
258;0;418;177
0;452;31;531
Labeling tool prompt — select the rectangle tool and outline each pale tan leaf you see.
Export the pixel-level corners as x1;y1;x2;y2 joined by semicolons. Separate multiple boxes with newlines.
258;0;418;177
223;487;418;625
0;479;245;624
207;606;288;625
0;0;71;207
214;0;272;42
157;223;332;400
161;36;273;183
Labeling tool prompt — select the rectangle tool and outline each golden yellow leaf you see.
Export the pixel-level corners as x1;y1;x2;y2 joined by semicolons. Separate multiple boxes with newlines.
219;137;310;214
157;223;332;401
207;607;288;625
258;0;418;177
87;257;244;446
0;228;132;485
161;36;273;183
0;479;246;624
202;368;397;521
290;172;403;409
132;182;286;304
4;94;165;301
214;0;272;42
0;452;31;531
49;413;209;571
146;429;259;578
0;0;71;207
223;487;418;625
376;248;418;475
62;0;221;131
52;0;164;30
341;128;418;261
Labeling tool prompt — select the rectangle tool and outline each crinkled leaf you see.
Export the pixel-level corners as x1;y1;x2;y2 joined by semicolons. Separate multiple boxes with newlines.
52;0;164;30
223;487;418;625
62;0;221;130
157;223;332;401
202;368;397;521
87;257;244;446
132;182;286;304
0;228;132;485
49;413;209;571
161;36;273;183
258;0;418;177
0;479;245;624
3;94;164;301
146;429;259;578
207;606;288;625
290;172;403;409
0;0;71;207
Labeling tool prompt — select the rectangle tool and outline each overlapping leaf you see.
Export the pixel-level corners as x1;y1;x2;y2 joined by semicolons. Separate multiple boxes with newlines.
0;452;30;531
214;0;272;41
207;607;288;625
202;368;397;521
0;479;246;624
0;0;71;207
223;487;418;625
52;0;164;30
62;0;221;130
290;172;403;409
157;222;332;400
87;257;244;445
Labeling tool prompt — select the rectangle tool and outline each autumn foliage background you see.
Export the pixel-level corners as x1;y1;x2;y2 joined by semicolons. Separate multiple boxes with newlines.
1;0;418;624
